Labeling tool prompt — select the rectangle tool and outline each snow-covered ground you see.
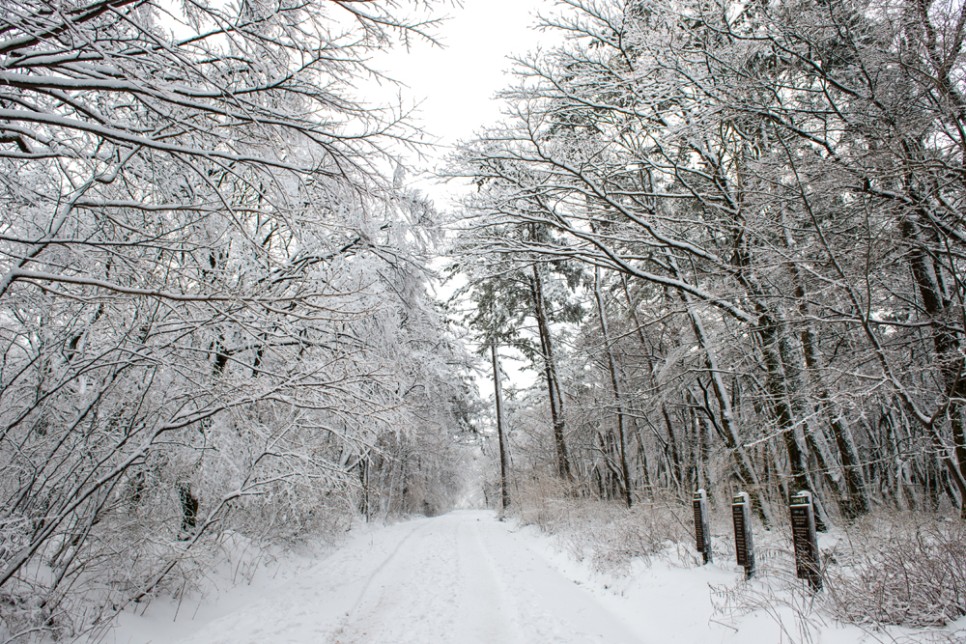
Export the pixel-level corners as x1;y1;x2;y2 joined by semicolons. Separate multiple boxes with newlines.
86;510;965;644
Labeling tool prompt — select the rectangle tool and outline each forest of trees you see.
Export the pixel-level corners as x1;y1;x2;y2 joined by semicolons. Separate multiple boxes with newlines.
3;0;966;640
453;0;966;527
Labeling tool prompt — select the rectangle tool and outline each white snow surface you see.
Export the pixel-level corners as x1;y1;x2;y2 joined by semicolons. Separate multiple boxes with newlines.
89;510;965;644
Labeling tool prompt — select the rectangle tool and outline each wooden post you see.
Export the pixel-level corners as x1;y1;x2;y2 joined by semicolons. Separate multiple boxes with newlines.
693;488;712;564
790;491;822;591
732;491;755;579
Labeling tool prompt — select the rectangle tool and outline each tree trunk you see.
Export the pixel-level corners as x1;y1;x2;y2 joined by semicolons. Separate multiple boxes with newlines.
593;267;632;507
757;314;810;496
789;253;870;518
675;283;771;526
529;264;573;481
661;405;685;496
491;340;511;511
903;215;966;518
177;482;199;539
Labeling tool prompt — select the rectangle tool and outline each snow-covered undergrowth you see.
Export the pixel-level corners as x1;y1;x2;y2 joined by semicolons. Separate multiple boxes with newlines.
513;482;692;574
510;483;966;644
823;515;966;629
11;503;961;644
67;524;350;644
0;518;350;644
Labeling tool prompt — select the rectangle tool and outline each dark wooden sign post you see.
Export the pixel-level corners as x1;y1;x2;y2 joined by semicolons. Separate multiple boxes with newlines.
693;488;712;564
789;491;822;591
732;491;755;579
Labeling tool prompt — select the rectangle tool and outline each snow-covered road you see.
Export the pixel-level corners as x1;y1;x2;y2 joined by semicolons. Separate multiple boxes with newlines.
99;509;955;644
174;510;643;644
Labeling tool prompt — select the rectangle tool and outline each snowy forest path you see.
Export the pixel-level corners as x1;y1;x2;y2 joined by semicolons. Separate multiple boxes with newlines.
174;510;644;644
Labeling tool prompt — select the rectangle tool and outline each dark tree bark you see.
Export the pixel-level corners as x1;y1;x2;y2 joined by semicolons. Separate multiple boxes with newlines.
529;264;573;481
178;483;199;539
491;341;511;511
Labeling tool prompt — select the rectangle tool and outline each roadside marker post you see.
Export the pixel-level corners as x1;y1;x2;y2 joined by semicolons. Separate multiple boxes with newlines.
789;491;822;591
692;488;712;565
732;491;755;580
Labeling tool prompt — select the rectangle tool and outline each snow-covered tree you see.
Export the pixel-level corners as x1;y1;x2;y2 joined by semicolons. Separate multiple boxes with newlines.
0;0;472;638
453;0;966;520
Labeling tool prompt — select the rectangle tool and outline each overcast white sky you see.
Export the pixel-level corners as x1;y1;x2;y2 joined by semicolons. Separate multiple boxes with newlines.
385;0;548;143
371;1;557;389
370;0;555;204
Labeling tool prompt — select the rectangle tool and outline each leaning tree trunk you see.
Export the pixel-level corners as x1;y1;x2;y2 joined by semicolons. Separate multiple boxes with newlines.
668;259;771;526
903;214;966;518
787;250;870;518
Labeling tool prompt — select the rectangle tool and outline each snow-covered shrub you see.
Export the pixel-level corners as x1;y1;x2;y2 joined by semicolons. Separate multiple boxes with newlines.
825;514;966;628
710;512;966;643
511;475;576;530
573;501;690;573
512;476;690;573
711;576;826;644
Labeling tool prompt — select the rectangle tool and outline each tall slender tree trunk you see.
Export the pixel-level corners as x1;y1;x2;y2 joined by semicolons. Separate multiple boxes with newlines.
756;315;810;494
662;405;685;496
727;227;820;521
491;340;511;511
529;264;572;481
593;267;632;507
634;420;652;492
358;453;371;522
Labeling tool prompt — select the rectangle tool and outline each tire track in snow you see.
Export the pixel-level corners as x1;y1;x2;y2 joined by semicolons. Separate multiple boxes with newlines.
172;511;645;644
339;517;436;618
173;518;436;644
331;514;471;643
453;515;523;643
471;514;644;644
